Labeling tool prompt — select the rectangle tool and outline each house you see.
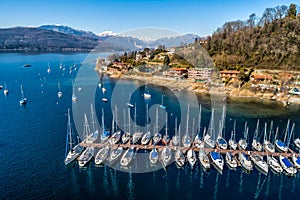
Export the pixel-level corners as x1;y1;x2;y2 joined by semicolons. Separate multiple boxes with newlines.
166;68;188;79
188;68;213;81
113;62;128;70
251;73;272;82
219;70;240;82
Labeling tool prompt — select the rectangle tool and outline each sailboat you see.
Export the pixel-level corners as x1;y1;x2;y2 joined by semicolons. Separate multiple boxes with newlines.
132;105;142;144
171;118;179;147
174;149;185;168
209;151;224;172
162;113;170;145
159;94;166;109
78;146;94;167
143;83;151;99
100;108;110;143
121;108;131;144
109;145;123;164
110;107;121;144
238;152;253;172
59;62;63;70
47;63;51;73
198;149;210;170
72;82;78;102
120;146;135;167
57;82;63;98
78;114;94;167
141;104;151;145
238;122;248;150
225;152;237;169
263;122;275;153
275;120;290;152
160;145;172;169
204;108;215;148
250;154;268;175
126;92;134;108
229;120;237;150
64;109;84;165
216;105;228;150
294;138;300;149
252;119;262;151
149;146;159;165
85;104;99;144
19;84;27;105
292;154;300;170
194;105;204;149
187;148;197;170
279;155;297;176
182;105;192;148
267;155;283;174
3;82;8;95
94;145;110;165
152;107;162;145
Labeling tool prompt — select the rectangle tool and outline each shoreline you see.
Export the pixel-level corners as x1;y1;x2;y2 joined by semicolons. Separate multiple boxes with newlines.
104;72;300;107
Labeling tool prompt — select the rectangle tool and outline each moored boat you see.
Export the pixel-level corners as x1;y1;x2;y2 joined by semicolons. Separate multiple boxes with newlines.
279;155;297;176
120;146;135;167
94;146;110;165
225;152;237;169
161;146;172;168
238;152;253;172
292;154;300;170
199;149;210;170
174;149;185;168
187;148;197;170
250;154;268;175
78;147;94;167
109;146;123;164
141;131;152;145
210;151;224;172
267;156;283;174
149;147;159;165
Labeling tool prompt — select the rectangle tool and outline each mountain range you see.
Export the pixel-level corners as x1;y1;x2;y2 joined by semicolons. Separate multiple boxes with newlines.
0;25;200;53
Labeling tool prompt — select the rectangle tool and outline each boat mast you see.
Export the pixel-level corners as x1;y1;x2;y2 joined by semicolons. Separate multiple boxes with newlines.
209;108;215;138
192;118;195;137
146;104;149;133
283;119;290;143
254;119;260;140
155;106;159;133
128;107;131;134
197;104;202;134
90;103;96;133
269;120;273;141
286;123;295;147
67;109;73;150
115;105;118;131
274;127;279;144
233;120;236;140
84;113;91;138
186;105;190;135
112;109;115;133
175;117;178;136
264;123;267;142
134;104;137;133
165;112;168;141
102;108;105;134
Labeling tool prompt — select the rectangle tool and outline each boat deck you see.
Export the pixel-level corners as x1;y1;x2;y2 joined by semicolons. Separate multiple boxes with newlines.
80;139;300;158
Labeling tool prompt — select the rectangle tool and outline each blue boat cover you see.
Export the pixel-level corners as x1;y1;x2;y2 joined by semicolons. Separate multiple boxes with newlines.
296;157;300;165
277;140;286;147
103;130;110;137
218;138;226;145
211;152;222;160
282;157;292;167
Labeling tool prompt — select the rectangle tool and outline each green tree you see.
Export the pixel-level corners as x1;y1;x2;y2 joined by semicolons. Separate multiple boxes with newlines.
163;55;170;66
287;3;297;19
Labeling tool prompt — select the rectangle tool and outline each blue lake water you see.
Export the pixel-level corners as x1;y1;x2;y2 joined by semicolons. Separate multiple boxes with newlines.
0;53;299;199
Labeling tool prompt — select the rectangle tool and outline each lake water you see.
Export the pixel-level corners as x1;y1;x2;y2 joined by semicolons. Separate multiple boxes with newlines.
0;53;299;199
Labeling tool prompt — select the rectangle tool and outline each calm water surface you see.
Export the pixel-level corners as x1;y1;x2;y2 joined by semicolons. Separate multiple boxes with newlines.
0;53;299;199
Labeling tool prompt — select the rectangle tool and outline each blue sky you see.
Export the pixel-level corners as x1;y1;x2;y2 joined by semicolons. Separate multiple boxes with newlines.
0;0;298;36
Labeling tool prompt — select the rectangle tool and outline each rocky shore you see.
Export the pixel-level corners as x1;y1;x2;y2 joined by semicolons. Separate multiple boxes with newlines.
102;71;300;107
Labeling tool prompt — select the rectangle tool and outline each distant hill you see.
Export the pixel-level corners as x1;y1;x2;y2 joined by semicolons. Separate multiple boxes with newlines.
202;4;300;70
0;25;200;53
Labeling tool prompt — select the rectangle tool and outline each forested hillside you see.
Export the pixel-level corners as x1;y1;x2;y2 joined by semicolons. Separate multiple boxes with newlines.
203;4;300;70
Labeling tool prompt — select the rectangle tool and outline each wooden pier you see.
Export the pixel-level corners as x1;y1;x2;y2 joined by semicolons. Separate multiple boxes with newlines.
80;139;300;158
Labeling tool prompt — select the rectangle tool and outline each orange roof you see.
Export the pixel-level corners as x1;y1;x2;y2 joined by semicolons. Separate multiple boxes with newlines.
170;68;187;71
220;70;239;74
252;74;272;79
